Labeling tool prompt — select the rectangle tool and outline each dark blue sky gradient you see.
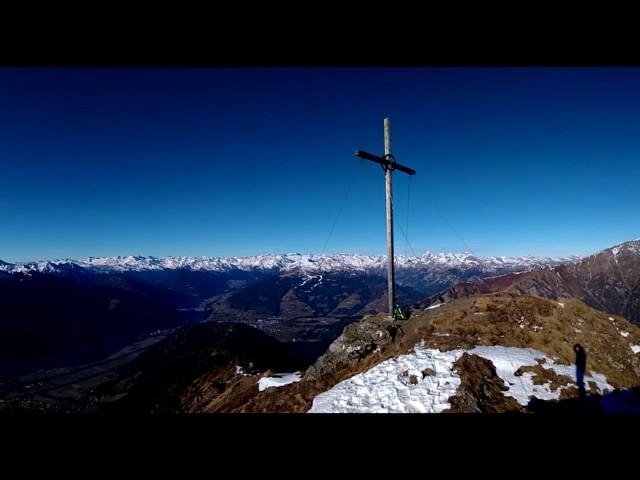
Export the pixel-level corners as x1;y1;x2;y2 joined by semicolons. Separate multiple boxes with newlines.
1;67;639;262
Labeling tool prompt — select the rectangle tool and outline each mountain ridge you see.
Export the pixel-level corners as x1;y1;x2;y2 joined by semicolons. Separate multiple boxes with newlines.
418;239;640;325
0;251;580;275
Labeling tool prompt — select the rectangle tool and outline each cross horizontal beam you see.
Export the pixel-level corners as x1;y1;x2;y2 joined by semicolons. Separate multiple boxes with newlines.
354;150;416;176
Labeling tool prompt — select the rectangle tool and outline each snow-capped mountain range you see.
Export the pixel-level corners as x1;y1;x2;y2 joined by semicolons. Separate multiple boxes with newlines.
0;252;581;275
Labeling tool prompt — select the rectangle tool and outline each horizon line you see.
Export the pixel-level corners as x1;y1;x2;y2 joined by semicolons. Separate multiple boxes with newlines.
1;249;592;265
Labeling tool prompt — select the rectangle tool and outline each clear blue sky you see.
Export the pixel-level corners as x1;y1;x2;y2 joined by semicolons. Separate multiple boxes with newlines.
1;67;639;262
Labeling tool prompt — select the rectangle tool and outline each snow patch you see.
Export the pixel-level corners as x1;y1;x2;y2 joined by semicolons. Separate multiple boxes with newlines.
467;346;612;404
557;302;565;308
426;303;442;310
258;372;301;391
309;344;614;413
309;275;323;291
309;344;462;413
631;345;640;354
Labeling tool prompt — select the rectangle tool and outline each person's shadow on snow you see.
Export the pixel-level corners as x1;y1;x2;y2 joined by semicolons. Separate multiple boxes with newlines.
574;343;587;399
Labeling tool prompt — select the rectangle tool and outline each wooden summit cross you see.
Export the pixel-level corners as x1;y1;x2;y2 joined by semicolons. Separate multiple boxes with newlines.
355;117;416;318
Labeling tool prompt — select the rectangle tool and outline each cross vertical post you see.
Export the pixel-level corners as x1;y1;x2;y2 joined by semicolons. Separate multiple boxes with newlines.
384;118;395;317
355;118;416;319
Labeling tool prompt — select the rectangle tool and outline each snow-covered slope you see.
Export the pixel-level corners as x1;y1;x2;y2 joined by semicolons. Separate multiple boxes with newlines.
308;343;613;413
0;252;579;276
608;239;640;258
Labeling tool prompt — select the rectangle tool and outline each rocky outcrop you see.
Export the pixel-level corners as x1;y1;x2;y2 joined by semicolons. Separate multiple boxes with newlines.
226;314;413;413
446;353;522;413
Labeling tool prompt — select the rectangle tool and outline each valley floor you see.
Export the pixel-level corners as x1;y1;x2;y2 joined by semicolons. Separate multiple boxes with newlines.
0;331;170;411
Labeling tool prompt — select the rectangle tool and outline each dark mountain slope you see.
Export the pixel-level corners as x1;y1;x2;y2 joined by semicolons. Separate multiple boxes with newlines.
0;273;181;378
96;322;311;413
417;240;640;325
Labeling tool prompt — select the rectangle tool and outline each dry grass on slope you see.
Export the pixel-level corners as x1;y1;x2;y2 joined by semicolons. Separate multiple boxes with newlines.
424;293;640;389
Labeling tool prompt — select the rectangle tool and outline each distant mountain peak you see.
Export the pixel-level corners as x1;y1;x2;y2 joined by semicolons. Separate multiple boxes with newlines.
602;239;640;258
0;251;579;277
